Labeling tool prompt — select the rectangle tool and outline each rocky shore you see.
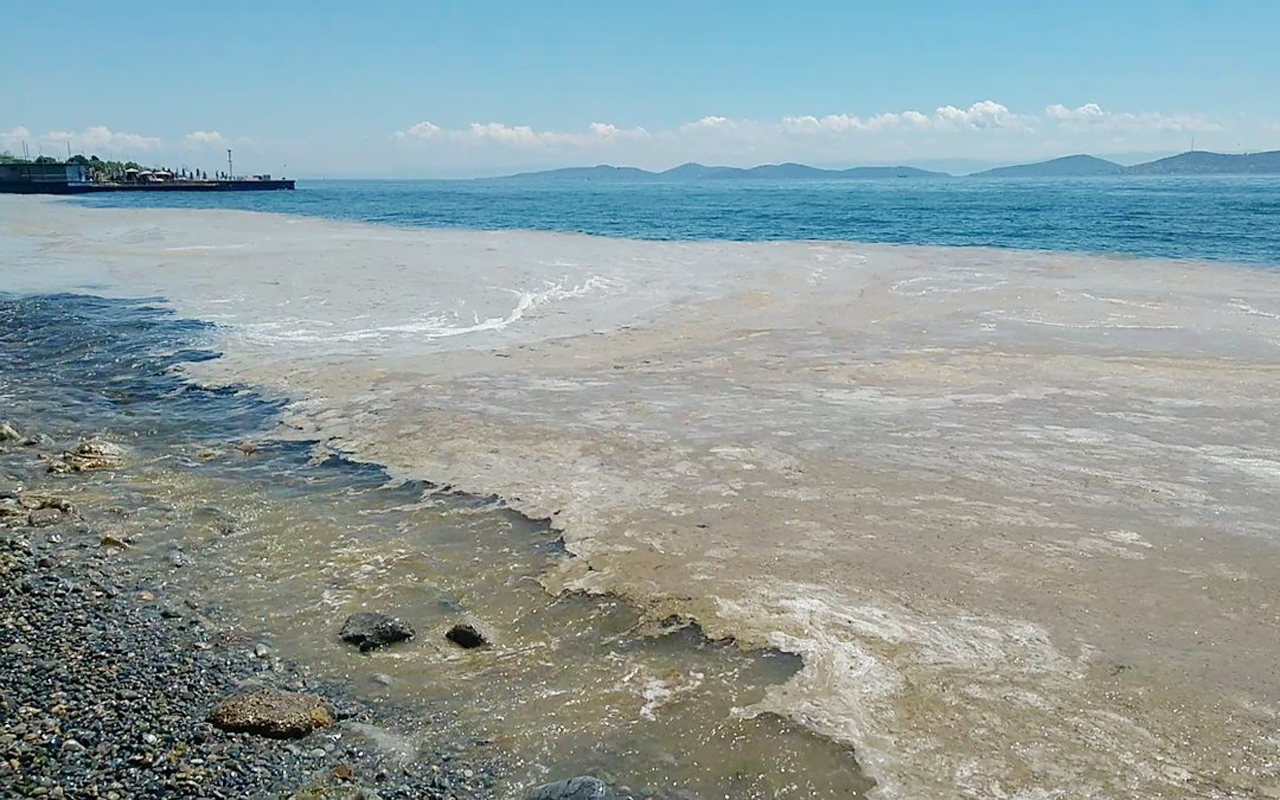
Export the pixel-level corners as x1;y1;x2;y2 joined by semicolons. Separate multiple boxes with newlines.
1;415;660;800
0;509;504;797
0;426;505;799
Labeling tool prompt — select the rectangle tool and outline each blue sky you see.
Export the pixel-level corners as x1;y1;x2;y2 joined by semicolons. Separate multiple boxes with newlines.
4;0;1279;176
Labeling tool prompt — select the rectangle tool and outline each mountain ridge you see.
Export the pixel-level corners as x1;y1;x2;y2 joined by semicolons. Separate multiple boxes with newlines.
968;154;1125;178
495;149;1280;181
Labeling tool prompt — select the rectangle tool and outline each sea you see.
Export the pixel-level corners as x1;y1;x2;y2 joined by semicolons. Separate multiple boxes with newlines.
78;175;1280;265
2;177;1279;799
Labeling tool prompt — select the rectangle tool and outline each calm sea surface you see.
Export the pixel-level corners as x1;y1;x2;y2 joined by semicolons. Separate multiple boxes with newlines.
78;175;1280;266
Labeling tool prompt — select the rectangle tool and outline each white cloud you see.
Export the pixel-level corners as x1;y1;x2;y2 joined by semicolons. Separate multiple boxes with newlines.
681;115;735;131
782;102;1022;134
1044;102;1220;133
394;121;444;140
467;122;542;145
382;101;1248;174
394;120;648;148
185;130;228;147
1046;102;1106;121
933;100;1023;130
587;122;649;140
2;125;161;157
782;110;933;134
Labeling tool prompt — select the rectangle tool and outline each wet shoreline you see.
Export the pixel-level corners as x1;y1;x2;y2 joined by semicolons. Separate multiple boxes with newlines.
5;197;1280;797
0;425;502;798
0;292;870;798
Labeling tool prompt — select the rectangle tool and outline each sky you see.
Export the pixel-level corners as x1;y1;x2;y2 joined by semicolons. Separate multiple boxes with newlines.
3;0;1280;177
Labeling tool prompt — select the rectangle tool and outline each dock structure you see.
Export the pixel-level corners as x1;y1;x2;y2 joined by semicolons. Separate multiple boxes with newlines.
0;160;295;194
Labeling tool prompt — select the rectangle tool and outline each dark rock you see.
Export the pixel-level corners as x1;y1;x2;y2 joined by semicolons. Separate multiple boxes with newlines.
27;507;66;528
339;612;414;652
207;689;334;739
528;776;620;800
55;440;125;473
445;621;490;650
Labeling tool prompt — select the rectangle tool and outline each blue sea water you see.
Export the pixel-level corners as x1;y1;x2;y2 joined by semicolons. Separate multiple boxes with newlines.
77;175;1280;267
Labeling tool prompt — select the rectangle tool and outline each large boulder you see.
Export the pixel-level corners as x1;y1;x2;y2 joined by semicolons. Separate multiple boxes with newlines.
340;611;415;652
0;422;21;442
207;689;334;739
528;776;619;800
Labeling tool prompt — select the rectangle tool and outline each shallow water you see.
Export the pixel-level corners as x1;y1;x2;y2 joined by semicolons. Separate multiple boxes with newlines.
4;196;1280;798
0;292;871;797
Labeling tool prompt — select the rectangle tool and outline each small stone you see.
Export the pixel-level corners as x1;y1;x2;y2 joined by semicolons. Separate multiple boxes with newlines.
445;621;491;650
61;739;84;753
253;643;271;659
371;673;393;686
138;591;156;602
169;550;191;568
307;747;326;758
142;733;158;745
463;769;474;779
339;612;415;652
207;689;334;739
100;534;130;550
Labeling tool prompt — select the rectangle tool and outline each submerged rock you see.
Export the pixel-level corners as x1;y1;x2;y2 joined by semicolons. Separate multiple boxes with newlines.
528;776;620;800
52;439;126;473
207;689;334;739
445;620;492;650
0;421;21;442
340;612;415;652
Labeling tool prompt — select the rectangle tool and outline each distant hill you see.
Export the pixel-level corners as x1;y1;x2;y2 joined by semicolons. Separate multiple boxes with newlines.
721;163;945;180
495;150;1280;181
1124;150;1280;175
970;154;1124;178
500;161;948;181
656;162;733;179
502;165;660;181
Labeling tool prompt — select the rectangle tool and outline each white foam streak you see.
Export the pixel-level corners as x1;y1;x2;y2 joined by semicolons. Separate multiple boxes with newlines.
240;276;619;345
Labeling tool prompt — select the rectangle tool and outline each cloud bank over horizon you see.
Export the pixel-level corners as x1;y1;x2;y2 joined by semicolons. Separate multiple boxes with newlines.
389;100;1250;173
2;100;1272;177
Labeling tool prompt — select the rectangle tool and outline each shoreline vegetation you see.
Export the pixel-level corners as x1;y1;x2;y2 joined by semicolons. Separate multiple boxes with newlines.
0;153;229;183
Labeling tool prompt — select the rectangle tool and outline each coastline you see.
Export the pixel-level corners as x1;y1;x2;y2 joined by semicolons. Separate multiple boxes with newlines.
3;195;1280;797
0;429;499;798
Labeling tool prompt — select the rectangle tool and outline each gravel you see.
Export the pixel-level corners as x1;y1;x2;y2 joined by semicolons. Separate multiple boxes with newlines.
0;492;500;798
